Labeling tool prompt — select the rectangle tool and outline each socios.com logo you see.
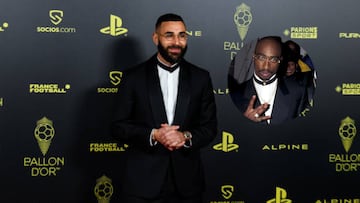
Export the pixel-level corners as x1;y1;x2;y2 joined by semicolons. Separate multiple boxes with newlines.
109;71;122;86
49;10;63;25
37;9;76;33
221;185;234;199
100;14;128;37
213;131;239;152
97;70;122;94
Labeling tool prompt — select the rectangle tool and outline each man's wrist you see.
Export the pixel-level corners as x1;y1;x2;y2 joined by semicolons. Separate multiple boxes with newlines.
183;131;192;141
150;129;158;146
151;129;158;141
183;131;192;148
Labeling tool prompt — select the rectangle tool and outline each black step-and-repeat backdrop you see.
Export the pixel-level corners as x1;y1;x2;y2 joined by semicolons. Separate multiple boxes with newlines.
1;0;359;202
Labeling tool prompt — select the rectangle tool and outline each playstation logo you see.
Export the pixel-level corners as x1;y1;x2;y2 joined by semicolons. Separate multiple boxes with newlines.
213;131;239;152
267;187;292;203
100;14;128;37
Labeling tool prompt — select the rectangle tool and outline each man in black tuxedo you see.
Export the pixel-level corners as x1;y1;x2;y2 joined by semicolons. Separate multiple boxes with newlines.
229;36;307;125
111;13;217;202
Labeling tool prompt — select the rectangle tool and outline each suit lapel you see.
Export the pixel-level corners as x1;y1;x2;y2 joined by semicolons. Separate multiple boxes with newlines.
172;62;190;126
248;82;261;106
146;56;168;125
271;80;290;124
251;81;268;125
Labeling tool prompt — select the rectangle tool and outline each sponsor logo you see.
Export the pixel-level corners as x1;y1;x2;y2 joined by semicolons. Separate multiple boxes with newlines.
49;10;63;25
316;198;360;203
0;22;9;32
234;3;252;46
109;71;122;86
328;117;360;172
89;143;128;152
267;187;292;203
29;83;70;94
339;32;360;39
100;14;128;37
23;117;65;176
186;30;202;37
224;3;253;60
262;144;309;151
36;10;76;33
214;88;229;95
336;83;360;95
97;70;122;94
221;185;234;200
209;185;245;203
213;131;239;152
283;26;318;39
94;175;114;203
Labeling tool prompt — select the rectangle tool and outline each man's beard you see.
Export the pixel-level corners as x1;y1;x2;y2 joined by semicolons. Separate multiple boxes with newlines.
157;42;187;65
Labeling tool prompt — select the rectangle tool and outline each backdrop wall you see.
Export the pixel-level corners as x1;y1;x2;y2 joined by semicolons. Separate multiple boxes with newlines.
1;0;359;202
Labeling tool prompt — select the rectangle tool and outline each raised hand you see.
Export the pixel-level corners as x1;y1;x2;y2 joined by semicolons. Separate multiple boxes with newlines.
243;95;271;122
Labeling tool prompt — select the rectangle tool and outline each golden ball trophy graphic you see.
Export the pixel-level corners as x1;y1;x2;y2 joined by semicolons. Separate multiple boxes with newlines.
338;116;357;153
234;3;252;47
94;175;114;203
34;117;55;156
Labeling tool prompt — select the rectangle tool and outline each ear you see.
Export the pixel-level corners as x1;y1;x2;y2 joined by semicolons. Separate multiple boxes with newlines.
152;32;159;46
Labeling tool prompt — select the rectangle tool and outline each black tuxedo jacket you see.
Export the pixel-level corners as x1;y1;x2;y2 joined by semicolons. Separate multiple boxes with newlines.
111;55;217;198
230;77;307;125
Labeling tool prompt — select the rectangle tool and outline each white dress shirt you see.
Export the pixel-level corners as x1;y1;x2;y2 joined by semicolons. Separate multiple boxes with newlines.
157;64;180;125
149;60;180;146
253;74;278;124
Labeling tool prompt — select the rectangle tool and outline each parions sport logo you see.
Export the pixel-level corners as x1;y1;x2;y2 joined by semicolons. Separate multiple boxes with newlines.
336;83;360;95
283;26;318;39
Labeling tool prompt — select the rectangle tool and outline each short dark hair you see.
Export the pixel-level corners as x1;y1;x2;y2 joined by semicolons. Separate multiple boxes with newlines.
284;40;301;57
255;36;283;55
155;13;185;29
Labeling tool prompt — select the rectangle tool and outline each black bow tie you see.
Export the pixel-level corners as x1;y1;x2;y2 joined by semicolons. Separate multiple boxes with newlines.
253;76;277;86
157;61;180;73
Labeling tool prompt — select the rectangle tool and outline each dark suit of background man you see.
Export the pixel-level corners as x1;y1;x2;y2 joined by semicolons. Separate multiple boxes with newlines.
111;13;218;203
230;36;307;125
